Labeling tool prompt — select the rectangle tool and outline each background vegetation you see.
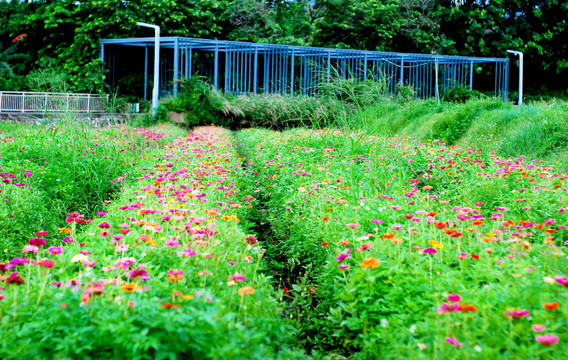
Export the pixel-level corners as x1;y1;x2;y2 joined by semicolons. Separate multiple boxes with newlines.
0;0;567;99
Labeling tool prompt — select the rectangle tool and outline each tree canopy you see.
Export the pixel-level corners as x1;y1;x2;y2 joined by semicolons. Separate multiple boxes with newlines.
0;0;566;96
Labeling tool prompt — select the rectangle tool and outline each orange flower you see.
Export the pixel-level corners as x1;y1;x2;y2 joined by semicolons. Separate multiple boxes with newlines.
321;241;330;247
121;283;141;292
161;302;181;309
238;286;255;296
459;304;478;312
166;276;184;282
434;222;447;229
472;220;484;226
361;257;380;269
544;229;557;234
339;240;350;245
322;216;331;222
543;302;559;310
383;232;395;240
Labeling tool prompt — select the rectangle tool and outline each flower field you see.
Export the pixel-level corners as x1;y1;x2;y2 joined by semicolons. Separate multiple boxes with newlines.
0;123;567;359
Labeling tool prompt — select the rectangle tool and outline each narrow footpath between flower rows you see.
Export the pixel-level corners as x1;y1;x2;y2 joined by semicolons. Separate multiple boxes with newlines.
0;126;302;360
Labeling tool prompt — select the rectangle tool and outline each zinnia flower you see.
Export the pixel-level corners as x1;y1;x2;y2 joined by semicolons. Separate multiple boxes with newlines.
238;286;255;296
543;302;559;310
361;257;380;269
445;337;462;348
535;334;559;346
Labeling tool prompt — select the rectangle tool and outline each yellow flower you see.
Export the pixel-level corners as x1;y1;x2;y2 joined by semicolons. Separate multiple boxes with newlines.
361;257;380;269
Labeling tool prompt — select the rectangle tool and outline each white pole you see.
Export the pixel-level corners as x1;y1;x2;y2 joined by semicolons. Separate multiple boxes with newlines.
506;50;523;105
137;22;160;117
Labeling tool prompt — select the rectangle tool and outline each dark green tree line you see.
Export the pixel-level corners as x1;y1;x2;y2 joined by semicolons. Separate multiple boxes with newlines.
0;0;566;95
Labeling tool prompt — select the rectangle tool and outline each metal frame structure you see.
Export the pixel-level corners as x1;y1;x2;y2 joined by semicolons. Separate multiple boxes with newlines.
100;36;509;101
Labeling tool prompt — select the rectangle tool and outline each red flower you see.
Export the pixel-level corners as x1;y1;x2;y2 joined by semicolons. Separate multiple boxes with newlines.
321;241;329;247
12;33;27;44
471;254;480;260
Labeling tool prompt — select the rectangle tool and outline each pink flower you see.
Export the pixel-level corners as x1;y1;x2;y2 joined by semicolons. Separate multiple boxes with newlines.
445;337;462;348
63;236;75;243
168;269;184;276
98;222;111;229
228;272;245;282
338;265;349;269
370;219;384;225
535;334;559;346
503;308;530;319
48;246;63;255
423;247;437;254
245;235;257;245
346;223;359;229
437;302;461;314
447;293;461;302
532;324;546;332
22;245;40;254
164;239;180;248
82;260;97;267
126;268;148;279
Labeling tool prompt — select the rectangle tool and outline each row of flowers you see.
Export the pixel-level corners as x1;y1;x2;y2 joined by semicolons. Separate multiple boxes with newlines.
236;128;567;358
0;126;301;359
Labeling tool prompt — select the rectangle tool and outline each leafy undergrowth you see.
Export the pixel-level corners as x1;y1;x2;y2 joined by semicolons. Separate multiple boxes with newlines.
0;126;302;359
236;128;568;359
0;122;186;259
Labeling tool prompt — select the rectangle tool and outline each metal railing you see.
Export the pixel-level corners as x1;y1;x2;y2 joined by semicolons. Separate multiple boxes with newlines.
0;92;109;113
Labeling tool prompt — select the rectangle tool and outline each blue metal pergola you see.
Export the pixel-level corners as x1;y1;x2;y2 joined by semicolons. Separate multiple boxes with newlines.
100;36;509;101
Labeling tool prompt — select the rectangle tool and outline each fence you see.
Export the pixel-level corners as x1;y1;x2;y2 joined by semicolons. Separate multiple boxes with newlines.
0;92;108;113
100;36;510;101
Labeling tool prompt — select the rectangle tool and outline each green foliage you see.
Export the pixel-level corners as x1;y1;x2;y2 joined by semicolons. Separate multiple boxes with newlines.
442;86;483;103
0;121;185;259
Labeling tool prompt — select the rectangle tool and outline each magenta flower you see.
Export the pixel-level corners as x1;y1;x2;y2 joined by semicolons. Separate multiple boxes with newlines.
82;260;97;267
98;222;111;229
48;246;63;255
28;237;46;247
96;211;107;217
62;236;75;243
555;276;568;287
423;247;437;254
532;324;546;332
447;293;461;302
9;258;29;265
336;252;350;262
535;334;559;346
338;265;349;270
178;248;197;257
126;268;148;279
445;337;462;348
114;257;137;270
370;219;384;225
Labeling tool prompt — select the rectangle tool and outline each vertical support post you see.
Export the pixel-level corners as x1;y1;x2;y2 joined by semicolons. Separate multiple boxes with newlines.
87;94;91;113
363;53;368;81
253;47;258;94
144;46;148;100
290;50;295;96
173;37;179;97
22;92;25;112
188;45;192;78
225;47;231;93
435;58;440;103
136;22;160;117
400;57;404;87
469;60;473;91
264;50;269;94
327;52;331;83
214;44;219;90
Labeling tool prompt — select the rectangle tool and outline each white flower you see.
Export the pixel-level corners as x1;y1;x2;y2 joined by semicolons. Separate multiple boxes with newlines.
380;318;388;327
